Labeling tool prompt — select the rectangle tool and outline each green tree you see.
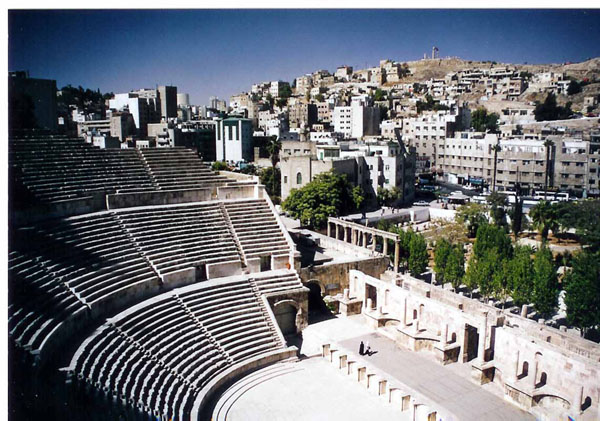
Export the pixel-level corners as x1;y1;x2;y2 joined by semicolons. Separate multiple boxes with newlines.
470;107;499;132
266;136;282;196
445;245;465;290
377;186;402;206
492;259;511;307
555;200;600;251
374;88;386;101
282;171;360;229
352;185;365;213
472;223;512;261
265;93;274;110
510;196;524;238
259;167;281;203
465;249;498;299
532;245;559;318
506;245;534;307
534;93;572;121
275;98;287;109
280;84;292;99
211;161;228;171
563;250;600;337
315;93;324;102
529;200;558;241
433;238;452;283
456;202;488;238
486;192;508;227
567;79;582;96
408;234;428;276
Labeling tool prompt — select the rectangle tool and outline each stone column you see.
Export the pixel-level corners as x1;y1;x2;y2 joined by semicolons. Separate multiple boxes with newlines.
478;322;486;363
342;226;347;242
571;386;583;414
530;361;538;389
514;350;520;381
402;298;408;327
441;324;448;345
521;304;528;318
327;221;331;237
383;237;388;255
335;223;339;240
394;241;400;273
371;234;376;252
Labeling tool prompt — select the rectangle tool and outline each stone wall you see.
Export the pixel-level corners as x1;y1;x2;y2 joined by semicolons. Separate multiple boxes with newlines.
347;270;600;421
299;257;388;296
107;188;213;209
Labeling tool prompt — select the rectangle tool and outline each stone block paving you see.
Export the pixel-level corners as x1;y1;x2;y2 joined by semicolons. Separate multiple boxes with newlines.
308;316;534;421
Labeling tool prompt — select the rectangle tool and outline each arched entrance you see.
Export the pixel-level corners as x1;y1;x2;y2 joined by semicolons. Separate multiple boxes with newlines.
274;302;298;336
306;280;328;322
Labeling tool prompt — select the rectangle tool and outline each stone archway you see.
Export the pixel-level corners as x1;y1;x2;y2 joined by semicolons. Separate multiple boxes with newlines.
306;280;328;322
273;300;300;336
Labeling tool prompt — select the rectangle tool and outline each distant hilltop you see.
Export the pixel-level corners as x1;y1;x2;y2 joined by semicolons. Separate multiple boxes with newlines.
387;57;600;85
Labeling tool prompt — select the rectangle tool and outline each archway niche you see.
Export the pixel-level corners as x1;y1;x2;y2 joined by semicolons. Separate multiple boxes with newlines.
273;301;299;336
582;396;592;412
518;361;529;380
536;372;547;388
306;280;328;322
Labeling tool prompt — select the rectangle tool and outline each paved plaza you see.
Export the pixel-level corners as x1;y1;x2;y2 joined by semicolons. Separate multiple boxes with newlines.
213;358;408;421
301;315;535;421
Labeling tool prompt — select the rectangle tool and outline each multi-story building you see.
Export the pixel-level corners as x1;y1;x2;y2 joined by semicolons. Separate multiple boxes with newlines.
403;112;457;173
315;101;332;124
215;117;253;163
435;132;600;196
157;85;177;120
177;93;190;107
335;66;353;82
229;93;251;113
295;75;313;95
333;103;381;139
269;81;291;98
109;90;161;137
280;138;415;205
380;119;403;139
9;71;58;130
209;96;227;112
288;103;317;129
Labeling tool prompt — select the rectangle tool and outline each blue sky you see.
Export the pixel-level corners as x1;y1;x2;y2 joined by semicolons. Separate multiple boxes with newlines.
8;9;600;105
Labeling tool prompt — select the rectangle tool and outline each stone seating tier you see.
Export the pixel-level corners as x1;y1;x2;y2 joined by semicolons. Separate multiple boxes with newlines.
10;137;236;204
69;276;287;421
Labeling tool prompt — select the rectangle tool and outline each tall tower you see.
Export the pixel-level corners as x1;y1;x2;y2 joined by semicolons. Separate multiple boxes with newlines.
432;46;439;60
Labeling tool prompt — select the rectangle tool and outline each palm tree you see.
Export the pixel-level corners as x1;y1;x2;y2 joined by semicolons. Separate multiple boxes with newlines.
529;200;558;241
491;143;501;192
266;135;281;196
543;139;554;200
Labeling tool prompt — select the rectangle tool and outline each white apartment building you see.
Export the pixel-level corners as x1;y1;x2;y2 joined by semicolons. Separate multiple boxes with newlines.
295;75;313;95
209;96;227;112
335;66;353;81
380;119;403;139
402;112;456;173
215;117;254;163
269;81;291;98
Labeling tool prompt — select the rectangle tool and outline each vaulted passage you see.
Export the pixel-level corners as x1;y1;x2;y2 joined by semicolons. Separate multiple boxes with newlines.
306;281;328;322
274;303;297;335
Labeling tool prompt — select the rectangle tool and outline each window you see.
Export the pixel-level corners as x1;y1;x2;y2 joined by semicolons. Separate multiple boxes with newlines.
385;165;390;171
296;172;303;184
284;176;288;184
